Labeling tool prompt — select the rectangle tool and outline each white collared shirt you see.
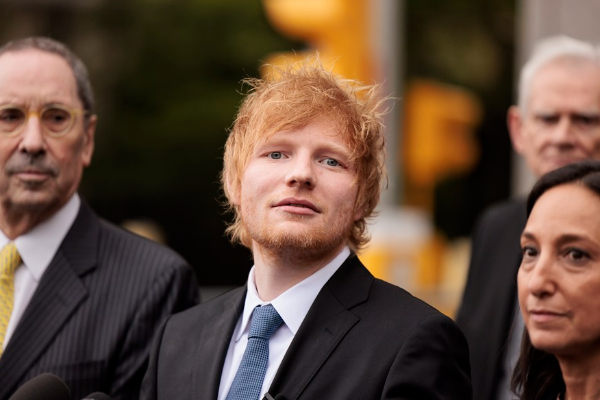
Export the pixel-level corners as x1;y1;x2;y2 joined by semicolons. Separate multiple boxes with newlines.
218;246;351;400
0;194;80;350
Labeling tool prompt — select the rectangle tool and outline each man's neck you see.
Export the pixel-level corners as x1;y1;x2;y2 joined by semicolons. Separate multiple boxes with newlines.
251;243;345;302
0;207;56;239
0;196;75;240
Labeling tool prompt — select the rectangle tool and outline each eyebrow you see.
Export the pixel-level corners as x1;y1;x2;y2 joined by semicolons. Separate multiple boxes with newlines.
262;135;352;153
521;231;534;240
570;113;600;121
521;230;593;246
533;110;600;117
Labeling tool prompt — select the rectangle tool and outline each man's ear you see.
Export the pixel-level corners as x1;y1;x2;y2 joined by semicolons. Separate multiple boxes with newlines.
353;206;364;222
507;106;525;155
225;174;240;206
81;114;97;167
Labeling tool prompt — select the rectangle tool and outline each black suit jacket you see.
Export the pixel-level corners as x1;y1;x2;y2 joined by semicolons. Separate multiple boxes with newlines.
0;201;200;400
142;255;472;400
455;199;527;400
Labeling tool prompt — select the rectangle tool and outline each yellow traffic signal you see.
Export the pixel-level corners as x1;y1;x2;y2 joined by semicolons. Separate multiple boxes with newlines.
402;78;482;212
261;0;372;83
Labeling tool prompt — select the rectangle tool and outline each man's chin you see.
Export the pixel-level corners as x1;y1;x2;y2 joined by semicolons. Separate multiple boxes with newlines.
542;159;585;175
255;228;347;260
260;232;321;251
8;192;58;212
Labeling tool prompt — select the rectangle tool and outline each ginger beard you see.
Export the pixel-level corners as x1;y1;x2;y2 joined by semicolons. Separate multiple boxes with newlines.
240;192;358;263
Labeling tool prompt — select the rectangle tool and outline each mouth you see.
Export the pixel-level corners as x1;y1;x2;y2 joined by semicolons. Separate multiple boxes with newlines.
8;163;57;174
528;308;568;323
545;155;584;167
274;198;320;213
10;168;57;183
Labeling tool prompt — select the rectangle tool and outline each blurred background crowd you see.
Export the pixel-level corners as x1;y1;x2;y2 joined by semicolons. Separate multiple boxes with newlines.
1;0;596;316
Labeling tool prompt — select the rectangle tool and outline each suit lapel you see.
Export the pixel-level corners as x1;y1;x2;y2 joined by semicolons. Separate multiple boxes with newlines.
193;287;245;400
268;255;372;400
0;202;99;398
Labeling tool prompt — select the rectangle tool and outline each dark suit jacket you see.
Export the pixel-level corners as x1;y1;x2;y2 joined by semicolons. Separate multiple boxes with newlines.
455;198;527;400
0;201;200;400
141;255;472;400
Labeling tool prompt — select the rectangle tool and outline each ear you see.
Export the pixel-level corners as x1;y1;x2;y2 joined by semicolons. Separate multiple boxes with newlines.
81;114;97;167
225;173;241;206
507;106;525;155
353;204;365;222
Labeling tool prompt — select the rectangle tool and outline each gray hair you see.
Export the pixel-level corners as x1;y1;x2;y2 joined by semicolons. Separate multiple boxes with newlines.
518;35;600;112
0;36;95;116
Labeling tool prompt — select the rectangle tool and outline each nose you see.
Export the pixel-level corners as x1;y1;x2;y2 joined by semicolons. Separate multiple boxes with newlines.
18;114;46;155
550;117;577;146
524;255;557;298
286;156;315;188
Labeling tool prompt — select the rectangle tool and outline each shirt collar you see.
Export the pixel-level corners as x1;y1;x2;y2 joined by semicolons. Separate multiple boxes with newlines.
236;246;350;341
0;194;80;281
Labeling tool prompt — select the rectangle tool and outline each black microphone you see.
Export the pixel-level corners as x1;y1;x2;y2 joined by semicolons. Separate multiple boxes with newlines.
9;373;70;400
81;393;111;400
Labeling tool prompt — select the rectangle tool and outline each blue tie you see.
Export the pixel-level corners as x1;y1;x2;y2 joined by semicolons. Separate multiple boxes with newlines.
226;304;283;400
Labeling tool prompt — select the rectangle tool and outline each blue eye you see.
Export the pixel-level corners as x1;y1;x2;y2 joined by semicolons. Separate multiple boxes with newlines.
268;152;283;159
324;158;339;167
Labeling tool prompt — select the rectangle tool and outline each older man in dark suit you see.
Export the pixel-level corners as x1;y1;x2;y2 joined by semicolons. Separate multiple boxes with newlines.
0;36;199;400
141;60;472;400
456;35;600;400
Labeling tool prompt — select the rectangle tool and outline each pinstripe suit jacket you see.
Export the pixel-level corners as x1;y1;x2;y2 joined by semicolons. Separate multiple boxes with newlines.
0;201;200;400
141;255;472;400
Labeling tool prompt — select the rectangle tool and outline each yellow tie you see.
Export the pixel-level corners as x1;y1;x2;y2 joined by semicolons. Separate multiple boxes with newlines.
0;242;20;353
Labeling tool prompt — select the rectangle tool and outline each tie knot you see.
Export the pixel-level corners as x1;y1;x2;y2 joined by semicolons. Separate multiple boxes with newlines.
248;304;283;340
0;243;20;278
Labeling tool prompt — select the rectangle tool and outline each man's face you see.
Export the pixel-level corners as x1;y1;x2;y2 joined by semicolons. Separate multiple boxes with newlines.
0;49;95;218
232;117;363;262
509;60;600;177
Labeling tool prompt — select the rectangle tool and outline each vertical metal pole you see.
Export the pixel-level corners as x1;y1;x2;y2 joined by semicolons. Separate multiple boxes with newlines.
371;0;404;208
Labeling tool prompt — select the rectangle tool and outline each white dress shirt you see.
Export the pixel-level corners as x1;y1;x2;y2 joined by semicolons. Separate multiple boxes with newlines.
0;194;80;350
218;246;350;400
